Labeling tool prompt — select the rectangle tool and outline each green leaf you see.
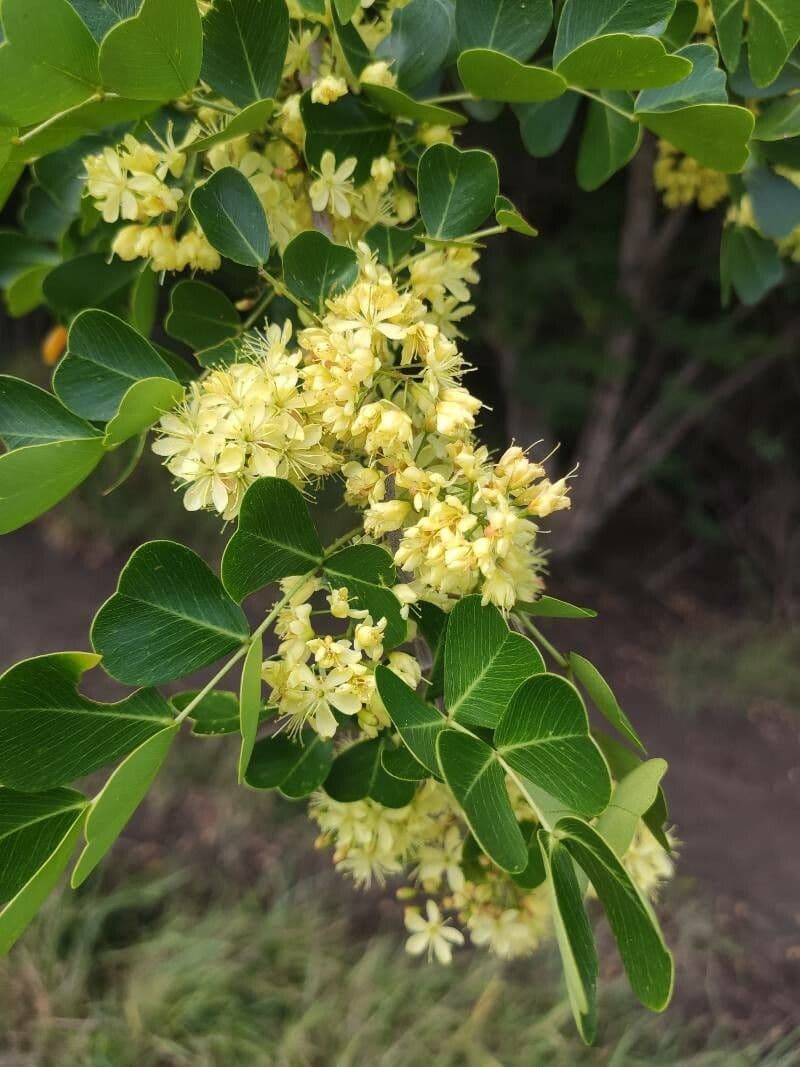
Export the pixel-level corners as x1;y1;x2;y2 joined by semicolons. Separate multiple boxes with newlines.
221;477;323;602
323;544;405;649
517;595;597;618
576;94;641;190
0;787;87;903
92;541;250;686
753;96;800;141
568;651;645;752
363;84;467;127
662;0;703;49
0;376;101;450
557;34;690;91
190;167;270;267
365;221;422;268
70;724;178;887
515;94;582;157
165;280;241;349
554;0;676;67
0;437;105;533
301;93;392;185
494;194;538;236
445;595;544;728
331;3;372;76
510;824;548;890
745;165;800;237
171;689;241;736
494;673;612;816
4;264;50;317
188;99;275;152
42;253;141;316
747;0;800;89
0;792;85;956
237;635;264;784
245;731;334;798
595;758;668;857
413;599;447;699
539;831;598;1044
99;0;203;100
374;665;445;776
105;377;185;448
11;96;160;161
201;0;288;106
458;49;567;103
592;732;670;851
455;0;552;61
375;0;454;91
129;266;158;336
282;231;358;314
0;651;174;791
67;0;140;41
325;738;416;808
711;0;744;71
556;816;675;1012
635;45;754;171
333;0;361;22
382;744;429;781
418;144;499;239
720;223;784;305
54;309;178;422
436;729;527;873
0;231;58;288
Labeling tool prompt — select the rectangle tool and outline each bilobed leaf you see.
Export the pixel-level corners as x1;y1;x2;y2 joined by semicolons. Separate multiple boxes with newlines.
92;541;250;686
325;738;416;808
556;816;675;1012
221;477;324;602
0;652;174;791
363;85;467;127
576;94;641;190
595;758;668;857
43;253;141;316
495;195;538;236
458;50;567;103
201;0;289;106
0;376;101;450
237;635;264;783
365;222;422;269
191;167;270;267
55;310;178;422
436;729;527;874
245;731;334;798
418;144;499;239
553;0;676;67
720;224;784;305
445;595;544;729
455;0;552;61
515;94;582;157
0;787;87;903
0;791;85;956
494;674;612;816
323;544;405;649
382;744;429;781
103;377;184;448
747;0;800;89
8;97;159;161
99;0;203;100
568;652;645;751
539;831;598;1044
374;665;445;776
301;94;392;185
282;231;358;314
70;724;178;887
172;689;242;736
188;99;275;152
375;0;454;91
556;34;691;91
592;731;670;851
517;595;597;618
753;96;800;141
0;438;105;534
745;165;800;238
166;280;241;349
711;0;744;71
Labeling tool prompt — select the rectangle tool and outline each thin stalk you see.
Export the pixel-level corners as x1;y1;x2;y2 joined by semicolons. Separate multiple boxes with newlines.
422;91;474;104
515;614;569;670
573;88;636;122
14;93;112;146
259;268;319;319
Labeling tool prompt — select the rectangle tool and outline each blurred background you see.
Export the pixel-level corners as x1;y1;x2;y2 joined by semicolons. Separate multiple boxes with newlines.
1;122;799;1065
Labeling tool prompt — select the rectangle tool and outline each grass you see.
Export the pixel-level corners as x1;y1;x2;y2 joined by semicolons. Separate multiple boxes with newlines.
665;623;800;716
0;746;796;1066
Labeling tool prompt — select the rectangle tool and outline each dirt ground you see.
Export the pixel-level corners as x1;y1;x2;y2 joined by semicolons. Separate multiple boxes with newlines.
2;524;799;1043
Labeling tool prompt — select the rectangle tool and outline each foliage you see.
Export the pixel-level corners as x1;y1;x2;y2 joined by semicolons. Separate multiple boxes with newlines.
0;0;787;1045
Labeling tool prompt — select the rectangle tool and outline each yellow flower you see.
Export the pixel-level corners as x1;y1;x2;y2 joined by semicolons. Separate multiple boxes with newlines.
404;901;464;964
309;151;358;218
311;74;349;105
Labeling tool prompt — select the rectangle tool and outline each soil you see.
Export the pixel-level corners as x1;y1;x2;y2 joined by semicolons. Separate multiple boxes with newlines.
2;525;799;1042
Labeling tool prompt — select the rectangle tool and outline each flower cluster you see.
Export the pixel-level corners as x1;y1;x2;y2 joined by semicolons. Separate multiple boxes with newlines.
310;778;675;964
653;140;728;211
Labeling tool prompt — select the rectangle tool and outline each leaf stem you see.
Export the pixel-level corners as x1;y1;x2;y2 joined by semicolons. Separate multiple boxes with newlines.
515;614;569;670
13;92;113;147
258;268;319;319
423;91;474;104
573;88;636;123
